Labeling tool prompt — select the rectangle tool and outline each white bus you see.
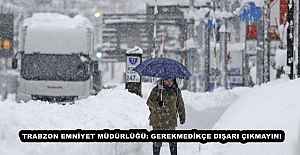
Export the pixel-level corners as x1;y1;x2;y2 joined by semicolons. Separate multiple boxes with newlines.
13;13;101;102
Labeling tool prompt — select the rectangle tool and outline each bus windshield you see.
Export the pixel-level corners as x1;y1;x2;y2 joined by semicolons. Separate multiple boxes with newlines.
21;53;90;81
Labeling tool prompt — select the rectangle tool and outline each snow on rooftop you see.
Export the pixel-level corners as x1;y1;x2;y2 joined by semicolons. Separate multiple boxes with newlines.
105;18;147;24
146;0;189;6
146;0;210;6
23;13;93;29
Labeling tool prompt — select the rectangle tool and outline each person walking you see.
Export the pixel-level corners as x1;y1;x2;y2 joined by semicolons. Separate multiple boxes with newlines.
146;79;186;155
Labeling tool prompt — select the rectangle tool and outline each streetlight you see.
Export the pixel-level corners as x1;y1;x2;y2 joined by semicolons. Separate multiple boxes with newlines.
96;52;102;59
94;11;102;18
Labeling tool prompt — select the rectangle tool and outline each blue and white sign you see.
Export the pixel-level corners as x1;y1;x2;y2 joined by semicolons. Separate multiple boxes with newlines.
240;2;262;23
126;56;141;83
127;56;141;68
129;57;138;65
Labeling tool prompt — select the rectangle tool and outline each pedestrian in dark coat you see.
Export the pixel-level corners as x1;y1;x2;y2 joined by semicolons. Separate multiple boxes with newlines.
146;79;186;155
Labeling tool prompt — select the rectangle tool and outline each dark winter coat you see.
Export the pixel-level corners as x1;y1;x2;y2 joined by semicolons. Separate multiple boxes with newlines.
146;85;186;129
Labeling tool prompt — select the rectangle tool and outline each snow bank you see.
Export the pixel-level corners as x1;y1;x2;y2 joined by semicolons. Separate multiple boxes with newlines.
0;87;149;155
200;78;300;155
183;87;249;112
0;81;252;155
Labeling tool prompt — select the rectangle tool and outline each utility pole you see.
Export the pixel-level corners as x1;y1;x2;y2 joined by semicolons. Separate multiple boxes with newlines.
220;18;229;89
224;20;229;89
263;0;271;82
257;19;264;85
152;0;158;58
212;0;218;89
204;23;211;91
203;0;216;91
296;0;300;77
243;21;248;86
293;0;298;78
287;0;294;79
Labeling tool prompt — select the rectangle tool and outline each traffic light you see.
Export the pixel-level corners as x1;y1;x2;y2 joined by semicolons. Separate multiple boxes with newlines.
0;13;14;58
1;38;13;49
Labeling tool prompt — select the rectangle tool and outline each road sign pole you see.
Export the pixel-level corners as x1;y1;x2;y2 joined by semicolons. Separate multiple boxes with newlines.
125;47;143;97
287;0;294;79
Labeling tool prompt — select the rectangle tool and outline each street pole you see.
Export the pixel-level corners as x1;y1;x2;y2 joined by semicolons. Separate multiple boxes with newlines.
263;0;271;82
262;6;265;83
221;18;229;89
297;0;300;77
287;0;294;79
212;0;218;89
151;0;158;59
151;0;158;83
293;0;298;78
243;21;248;86
204;21;211;91
224;19;229;89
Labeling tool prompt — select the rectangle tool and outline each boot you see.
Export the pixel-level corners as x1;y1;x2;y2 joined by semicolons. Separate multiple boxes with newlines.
169;142;177;155
153;142;162;155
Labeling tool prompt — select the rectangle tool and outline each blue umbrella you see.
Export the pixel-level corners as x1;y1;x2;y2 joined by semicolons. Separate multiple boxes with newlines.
133;58;192;79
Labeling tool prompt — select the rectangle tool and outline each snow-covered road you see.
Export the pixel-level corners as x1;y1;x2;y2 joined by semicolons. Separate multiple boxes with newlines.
2;79;299;155
0;82;243;155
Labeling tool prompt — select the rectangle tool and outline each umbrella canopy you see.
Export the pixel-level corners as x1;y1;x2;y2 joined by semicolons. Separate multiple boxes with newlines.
133;58;192;79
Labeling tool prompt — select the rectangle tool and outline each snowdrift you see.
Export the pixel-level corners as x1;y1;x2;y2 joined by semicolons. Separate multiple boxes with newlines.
0;83;245;155
200;78;300;155
0;87;149;155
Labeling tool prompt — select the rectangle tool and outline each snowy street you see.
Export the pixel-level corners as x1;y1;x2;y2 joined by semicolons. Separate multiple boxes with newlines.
0;82;245;155
2;79;300;155
0;80;300;155
0;0;300;154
